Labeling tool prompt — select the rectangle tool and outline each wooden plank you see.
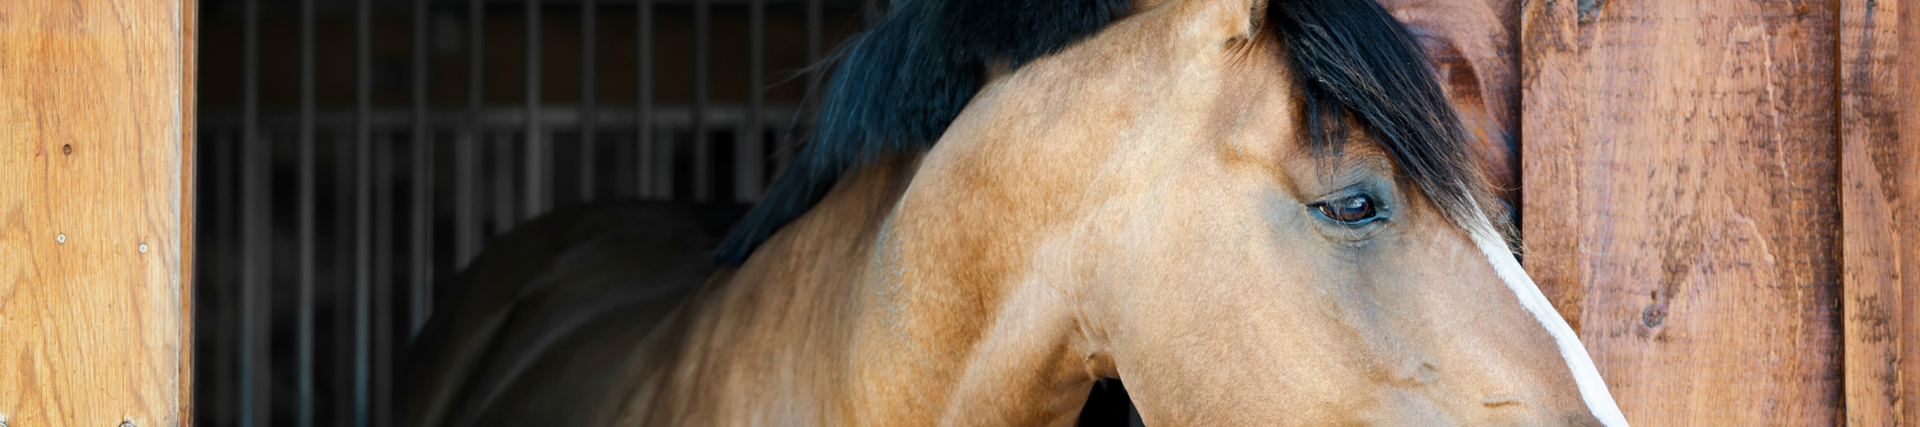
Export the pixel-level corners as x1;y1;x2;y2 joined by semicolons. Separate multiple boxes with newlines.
1904;0;1920;423
180;0;198;424
1903;2;1920;425
1520;0;1844;424
0;0;192;426
1839;0;1912;424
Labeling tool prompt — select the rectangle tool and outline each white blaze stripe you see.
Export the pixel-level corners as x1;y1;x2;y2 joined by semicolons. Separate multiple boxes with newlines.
1464;204;1630;427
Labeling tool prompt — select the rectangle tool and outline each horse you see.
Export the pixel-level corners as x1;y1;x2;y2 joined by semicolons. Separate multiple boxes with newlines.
400;0;1629;425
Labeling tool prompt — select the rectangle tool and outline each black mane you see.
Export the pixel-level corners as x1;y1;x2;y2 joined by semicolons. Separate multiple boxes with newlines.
714;0;1130;265
1271;0;1493;230
715;0;1492;265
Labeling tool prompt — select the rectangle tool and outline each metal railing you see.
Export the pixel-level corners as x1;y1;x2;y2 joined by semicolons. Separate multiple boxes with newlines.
195;0;856;425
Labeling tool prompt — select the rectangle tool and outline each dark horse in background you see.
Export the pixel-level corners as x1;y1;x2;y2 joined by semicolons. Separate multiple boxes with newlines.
401;0;1626;425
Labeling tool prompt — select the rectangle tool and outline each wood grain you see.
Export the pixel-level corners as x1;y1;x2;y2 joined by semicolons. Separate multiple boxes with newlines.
1839;0;1914;425
1520;0;1846;424
1903;2;1920;425
179;0;197;425
0;0;193;426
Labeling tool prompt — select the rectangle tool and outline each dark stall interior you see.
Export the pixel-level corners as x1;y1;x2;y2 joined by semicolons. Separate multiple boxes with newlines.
192;0;1142;425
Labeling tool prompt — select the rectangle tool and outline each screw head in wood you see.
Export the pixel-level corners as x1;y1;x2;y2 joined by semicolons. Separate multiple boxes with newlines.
138;243;148;253
121;421;135;427
56;233;66;243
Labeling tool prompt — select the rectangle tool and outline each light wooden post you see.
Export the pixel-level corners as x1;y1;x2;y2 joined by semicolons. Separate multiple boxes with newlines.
0;0;195;426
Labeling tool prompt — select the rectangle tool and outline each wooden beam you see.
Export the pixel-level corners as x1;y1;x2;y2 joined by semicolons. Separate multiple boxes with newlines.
180;0;198;423
0;0;192;426
1839;0;1913;424
1520;0;1845;424
1903;2;1920;424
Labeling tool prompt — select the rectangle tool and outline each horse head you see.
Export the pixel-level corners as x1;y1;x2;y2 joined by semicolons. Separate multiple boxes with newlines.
718;0;1628;424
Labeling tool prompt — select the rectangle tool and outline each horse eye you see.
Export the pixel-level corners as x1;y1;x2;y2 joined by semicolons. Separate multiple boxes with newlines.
1317;195;1377;223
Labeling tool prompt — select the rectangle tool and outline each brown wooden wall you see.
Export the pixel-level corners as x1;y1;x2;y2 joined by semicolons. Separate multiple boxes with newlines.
0;0;196;426
1517;0;1918;425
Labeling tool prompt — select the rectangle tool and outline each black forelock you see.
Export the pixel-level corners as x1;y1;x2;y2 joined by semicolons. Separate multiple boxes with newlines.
1269;0;1494;230
716;0;1496;266
714;0;1131;265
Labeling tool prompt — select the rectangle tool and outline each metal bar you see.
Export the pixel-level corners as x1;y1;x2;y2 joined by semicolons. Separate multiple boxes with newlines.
740;0;765;202
458;0;483;267
354;0;373;425
656;127;674;198
251;133;275;427
412;0;433;336
637;0;655;199
332;132;355;427
494;132;516;233
794;0;818;173
367;0;840;3
297;0;317;425
693;0;710;201
807;0;821;62
372;132;395;427
201;105;800;129
301;0;856;3
212;131;237;427
613;133;633;196
333;131;355;426
580;0;598;200
526;0;545;216
239;0;266;424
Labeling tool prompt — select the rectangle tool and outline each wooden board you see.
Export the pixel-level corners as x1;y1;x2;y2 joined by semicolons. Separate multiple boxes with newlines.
1903;3;1920;424
179;0;198;424
1519;0;1846;424
1520;0;1920;424
1838;0;1917;425
0;0;194;426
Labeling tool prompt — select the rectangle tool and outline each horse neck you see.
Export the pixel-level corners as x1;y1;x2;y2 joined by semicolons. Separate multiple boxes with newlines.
625;153;1099;425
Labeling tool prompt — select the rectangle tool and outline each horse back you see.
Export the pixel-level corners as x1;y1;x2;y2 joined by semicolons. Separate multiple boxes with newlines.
399;201;745;427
